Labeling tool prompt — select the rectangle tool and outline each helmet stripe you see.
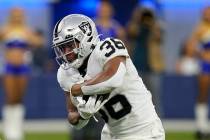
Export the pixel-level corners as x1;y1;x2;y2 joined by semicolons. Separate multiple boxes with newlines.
54;19;62;38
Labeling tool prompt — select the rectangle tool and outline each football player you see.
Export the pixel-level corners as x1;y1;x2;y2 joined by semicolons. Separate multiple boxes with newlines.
53;14;165;140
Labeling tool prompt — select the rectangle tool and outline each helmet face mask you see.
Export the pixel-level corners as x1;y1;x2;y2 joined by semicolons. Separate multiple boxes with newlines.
52;14;99;69
53;37;79;70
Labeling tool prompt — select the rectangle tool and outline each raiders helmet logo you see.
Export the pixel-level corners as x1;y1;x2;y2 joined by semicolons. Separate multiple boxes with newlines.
79;22;92;36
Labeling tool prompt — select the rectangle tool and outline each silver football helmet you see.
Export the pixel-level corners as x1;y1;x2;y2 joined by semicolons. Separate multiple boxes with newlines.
52;14;99;69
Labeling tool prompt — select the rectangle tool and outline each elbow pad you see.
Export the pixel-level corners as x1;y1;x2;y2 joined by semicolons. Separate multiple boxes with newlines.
81;62;126;95
72;119;89;130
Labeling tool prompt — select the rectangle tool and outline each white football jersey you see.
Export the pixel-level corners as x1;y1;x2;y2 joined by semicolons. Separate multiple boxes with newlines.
85;38;160;137
57;65;86;106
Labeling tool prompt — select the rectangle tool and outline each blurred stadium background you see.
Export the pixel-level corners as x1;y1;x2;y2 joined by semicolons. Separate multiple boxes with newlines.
0;0;210;140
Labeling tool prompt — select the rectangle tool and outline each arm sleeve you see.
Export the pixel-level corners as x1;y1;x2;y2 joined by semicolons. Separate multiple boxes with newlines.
57;66;68;92
57;66;84;92
81;62;126;95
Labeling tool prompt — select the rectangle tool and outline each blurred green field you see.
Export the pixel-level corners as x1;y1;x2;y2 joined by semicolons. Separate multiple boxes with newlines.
0;133;69;140
166;132;196;140
0;132;196;140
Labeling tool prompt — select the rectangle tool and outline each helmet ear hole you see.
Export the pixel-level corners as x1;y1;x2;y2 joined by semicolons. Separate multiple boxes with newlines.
87;36;93;42
75;38;80;43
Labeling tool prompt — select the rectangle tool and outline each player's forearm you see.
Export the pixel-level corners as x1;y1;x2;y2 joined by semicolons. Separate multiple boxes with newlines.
71;57;126;96
71;71;112;96
71;62;126;96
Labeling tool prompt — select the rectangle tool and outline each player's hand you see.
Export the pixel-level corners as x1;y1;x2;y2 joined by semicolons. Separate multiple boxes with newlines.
58;67;84;92
77;95;108;120
70;93;86;107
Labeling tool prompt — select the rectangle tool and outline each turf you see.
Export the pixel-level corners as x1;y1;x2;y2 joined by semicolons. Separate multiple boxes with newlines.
166;132;196;140
0;132;197;140
0;133;70;140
